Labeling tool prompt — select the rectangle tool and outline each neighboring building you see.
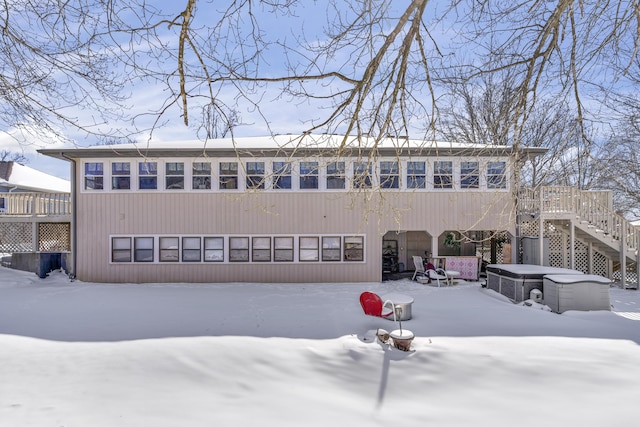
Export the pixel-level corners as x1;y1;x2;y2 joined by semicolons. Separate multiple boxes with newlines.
0;161;70;213
0;161;70;193
0;161;71;273
39;134;547;283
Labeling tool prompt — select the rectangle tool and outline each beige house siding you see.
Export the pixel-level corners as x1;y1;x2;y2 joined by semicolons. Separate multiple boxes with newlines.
74;189;514;283
36;135;541;284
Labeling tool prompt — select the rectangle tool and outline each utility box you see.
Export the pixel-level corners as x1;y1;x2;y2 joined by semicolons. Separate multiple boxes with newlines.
521;236;549;266
530;288;543;303
543;274;611;314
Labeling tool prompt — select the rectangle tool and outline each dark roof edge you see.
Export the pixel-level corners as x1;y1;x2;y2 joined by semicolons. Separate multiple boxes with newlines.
38;145;548;161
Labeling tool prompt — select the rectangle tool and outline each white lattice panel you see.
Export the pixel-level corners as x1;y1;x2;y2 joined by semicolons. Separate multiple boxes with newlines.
0;223;34;252
573;240;589;273
592;252;609;277
518;219;611;276
519;221;538;237
38;223;71;252
548;233;565;268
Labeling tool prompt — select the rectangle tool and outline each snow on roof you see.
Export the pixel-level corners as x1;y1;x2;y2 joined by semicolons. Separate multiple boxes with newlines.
1;162;70;193
88;134;497;151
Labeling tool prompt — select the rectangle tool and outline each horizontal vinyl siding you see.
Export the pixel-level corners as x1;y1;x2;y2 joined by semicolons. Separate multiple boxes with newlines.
75;190;515;283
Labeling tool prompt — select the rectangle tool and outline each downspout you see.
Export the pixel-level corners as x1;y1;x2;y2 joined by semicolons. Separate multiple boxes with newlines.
61;153;77;280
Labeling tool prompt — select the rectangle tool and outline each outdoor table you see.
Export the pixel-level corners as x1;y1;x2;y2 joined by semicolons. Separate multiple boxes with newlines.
380;293;414;320
445;270;461;285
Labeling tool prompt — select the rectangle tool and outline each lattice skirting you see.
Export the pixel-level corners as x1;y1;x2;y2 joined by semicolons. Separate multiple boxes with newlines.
519;220;610;276
0;222;70;253
0;222;34;252
38;223;71;252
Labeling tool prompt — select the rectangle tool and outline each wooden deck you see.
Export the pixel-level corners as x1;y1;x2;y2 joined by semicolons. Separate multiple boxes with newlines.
0;193;71;253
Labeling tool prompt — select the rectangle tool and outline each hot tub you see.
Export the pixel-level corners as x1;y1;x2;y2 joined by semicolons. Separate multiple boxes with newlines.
486;264;582;303
543;274;611;313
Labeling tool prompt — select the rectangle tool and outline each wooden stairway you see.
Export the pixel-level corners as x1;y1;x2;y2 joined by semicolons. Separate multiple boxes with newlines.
518;186;638;286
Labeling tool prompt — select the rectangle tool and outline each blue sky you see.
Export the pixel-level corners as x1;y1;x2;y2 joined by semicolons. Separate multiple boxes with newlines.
2;1;428;179
2;1;628;181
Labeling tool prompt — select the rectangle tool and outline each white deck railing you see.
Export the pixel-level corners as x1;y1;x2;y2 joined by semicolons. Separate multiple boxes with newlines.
519;186;637;254
0;192;71;216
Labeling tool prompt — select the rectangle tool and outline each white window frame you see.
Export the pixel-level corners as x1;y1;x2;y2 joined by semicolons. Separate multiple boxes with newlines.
165;162;185;190
111;161;131;190
487;161;507;189
299;161;319;190
219;162;239;190
192;162;212;190
460;161;480;189
406;160;426;189
272;161;292;190
379;160;399;189
433;160;453;189
138;161;158;190
84;162;104;190
326;161;345;190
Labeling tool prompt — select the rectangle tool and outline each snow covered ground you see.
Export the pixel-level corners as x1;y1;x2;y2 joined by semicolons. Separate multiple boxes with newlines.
1;266;640;426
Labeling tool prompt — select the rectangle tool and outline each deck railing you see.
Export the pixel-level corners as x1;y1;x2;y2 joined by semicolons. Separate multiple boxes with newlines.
518;186;637;254
0;192;71;216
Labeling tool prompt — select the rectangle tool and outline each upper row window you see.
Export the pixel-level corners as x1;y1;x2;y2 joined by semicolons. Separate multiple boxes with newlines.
84;159;507;191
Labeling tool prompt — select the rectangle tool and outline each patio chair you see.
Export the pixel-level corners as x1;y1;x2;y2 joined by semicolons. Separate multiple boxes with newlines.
359;291;395;319
427;268;448;287
411;255;426;281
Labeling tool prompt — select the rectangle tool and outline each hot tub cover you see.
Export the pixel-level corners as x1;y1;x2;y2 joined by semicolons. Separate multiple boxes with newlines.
543;274;611;284
486;264;582;280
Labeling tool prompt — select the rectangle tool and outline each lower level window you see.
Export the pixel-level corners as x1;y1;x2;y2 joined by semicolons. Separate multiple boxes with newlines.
110;234;365;264
112;237;132;262
134;237;154;262
299;236;319;261
252;237;272;261
344;236;364;261
204;237;224;262
159;237;180;262
230;237;249;262
182;237;202;262
322;236;341;261
274;236;294;261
